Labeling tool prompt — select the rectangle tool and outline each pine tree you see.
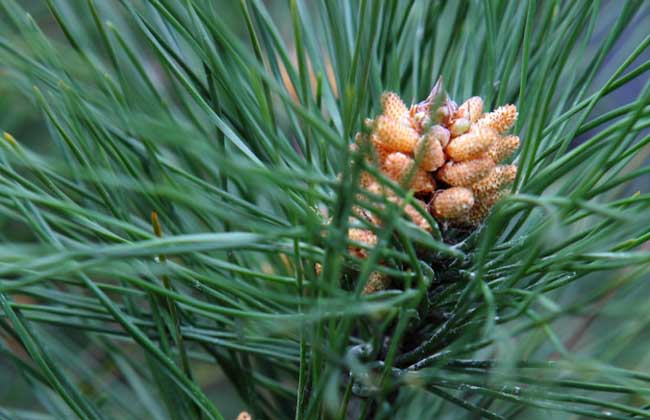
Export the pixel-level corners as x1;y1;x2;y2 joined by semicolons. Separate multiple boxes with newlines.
1;1;650;419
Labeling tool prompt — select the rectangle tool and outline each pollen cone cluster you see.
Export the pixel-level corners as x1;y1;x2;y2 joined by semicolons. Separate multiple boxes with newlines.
342;83;520;293
356;83;520;228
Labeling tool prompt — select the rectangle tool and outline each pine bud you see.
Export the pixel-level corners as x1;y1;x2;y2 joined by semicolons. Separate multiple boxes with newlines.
476;104;518;133
431;187;475;220
446;126;497;162
415;133;445;171
436;157;495;187
487;135;520;163
381;91;409;120
374;115;419;152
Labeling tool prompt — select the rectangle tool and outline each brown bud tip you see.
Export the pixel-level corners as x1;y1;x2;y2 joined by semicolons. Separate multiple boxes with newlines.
381;91;408;120
415;134;445;171
362;272;391;294
446;126;497;162
449;117;471;137
374;115;419;152
472;164;517;198
436;157;495;187
487;135;520;162
348;228;378;259
476;104;518;133
431;187;475;220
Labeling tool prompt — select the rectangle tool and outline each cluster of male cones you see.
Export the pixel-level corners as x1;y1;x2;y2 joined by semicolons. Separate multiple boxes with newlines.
348;81;520;293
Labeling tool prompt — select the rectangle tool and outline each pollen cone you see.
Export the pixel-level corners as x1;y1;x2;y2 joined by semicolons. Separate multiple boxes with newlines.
436;157;495;187
362;272;391;294
431;187;475;220
381;91;409;120
415;133;445;171
472;164;517;198
476;104;518;134
446;126;497;162
456;96;484;123
384;152;435;193
487;135;519;163
348;228;378;259
374;115;418;152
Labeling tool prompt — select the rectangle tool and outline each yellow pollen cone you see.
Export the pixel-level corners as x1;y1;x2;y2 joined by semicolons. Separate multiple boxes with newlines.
446;126;497;162
436;157;495;187
431;187;475;220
